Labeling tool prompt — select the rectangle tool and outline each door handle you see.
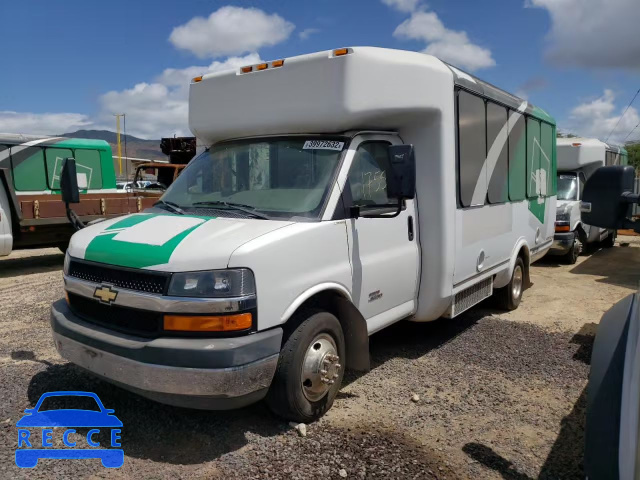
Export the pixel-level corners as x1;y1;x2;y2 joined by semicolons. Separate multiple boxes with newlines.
408;216;414;241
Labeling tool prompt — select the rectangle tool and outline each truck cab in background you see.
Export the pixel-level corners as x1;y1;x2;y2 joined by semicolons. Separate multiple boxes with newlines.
550;138;627;263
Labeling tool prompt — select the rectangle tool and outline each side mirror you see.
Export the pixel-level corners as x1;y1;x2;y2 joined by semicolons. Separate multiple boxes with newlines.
582;166;635;229
60;158;80;204
386;145;416;200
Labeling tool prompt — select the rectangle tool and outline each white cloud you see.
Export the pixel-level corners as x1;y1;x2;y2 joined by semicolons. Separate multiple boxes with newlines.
169;6;294;59
381;0;421;13
97;54;261;138
564;89;640;143
0;111;92;135
530;0;640;69
393;11;495;71
299;28;320;40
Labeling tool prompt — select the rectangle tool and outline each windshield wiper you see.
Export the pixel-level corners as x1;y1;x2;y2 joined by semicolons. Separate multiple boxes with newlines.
192;201;269;219
153;200;185;215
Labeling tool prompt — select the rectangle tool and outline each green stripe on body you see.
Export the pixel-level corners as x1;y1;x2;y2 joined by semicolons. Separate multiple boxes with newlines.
84;214;214;269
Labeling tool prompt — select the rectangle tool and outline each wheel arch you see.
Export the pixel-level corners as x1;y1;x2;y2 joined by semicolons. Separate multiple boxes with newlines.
494;239;531;289
281;284;370;372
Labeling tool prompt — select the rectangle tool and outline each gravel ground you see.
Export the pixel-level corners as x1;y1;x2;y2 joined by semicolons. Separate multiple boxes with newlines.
1;238;639;479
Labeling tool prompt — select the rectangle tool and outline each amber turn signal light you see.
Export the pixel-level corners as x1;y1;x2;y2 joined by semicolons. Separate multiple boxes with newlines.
164;313;252;332
555;224;570;232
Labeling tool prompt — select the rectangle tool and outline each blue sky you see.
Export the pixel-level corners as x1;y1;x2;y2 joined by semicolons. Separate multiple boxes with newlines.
1;0;638;142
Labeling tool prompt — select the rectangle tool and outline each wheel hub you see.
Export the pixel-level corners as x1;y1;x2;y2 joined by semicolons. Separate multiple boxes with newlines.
512;265;523;299
301;334;341;402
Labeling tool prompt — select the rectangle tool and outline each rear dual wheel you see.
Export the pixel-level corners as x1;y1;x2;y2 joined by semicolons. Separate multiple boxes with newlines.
266;310;345;422
496;257;525;311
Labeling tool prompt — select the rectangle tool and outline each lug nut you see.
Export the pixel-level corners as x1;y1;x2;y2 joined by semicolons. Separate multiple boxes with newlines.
328;380;335;385
333;373;339;379
335;363;341;369
320;369;328;375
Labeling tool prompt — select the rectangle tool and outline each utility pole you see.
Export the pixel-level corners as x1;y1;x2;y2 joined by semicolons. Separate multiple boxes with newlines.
114;114;125;178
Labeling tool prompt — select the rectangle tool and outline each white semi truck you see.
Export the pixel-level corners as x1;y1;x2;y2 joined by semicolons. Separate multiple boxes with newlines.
549;138;627;263
50;47;557;421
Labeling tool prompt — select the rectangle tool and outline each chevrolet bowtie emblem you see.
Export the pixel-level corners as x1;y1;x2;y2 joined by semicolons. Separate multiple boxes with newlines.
93;285;118;304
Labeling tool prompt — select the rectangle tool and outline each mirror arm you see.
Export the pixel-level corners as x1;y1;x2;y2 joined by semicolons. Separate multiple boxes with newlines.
65;204;85;231
621;192;640;204
350;199;403;219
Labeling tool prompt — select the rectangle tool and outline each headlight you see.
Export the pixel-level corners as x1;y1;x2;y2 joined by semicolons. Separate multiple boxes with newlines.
556;212;570;223
63;252;71;275
168;269;255;298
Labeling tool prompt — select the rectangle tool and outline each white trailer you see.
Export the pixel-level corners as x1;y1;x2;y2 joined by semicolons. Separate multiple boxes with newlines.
549;138;626;263
51;47;557;421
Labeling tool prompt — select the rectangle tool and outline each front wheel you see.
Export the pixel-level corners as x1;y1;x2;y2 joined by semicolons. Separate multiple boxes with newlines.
563;236;582;265
602;230;616;248
496;257;525;311
266;310;345;422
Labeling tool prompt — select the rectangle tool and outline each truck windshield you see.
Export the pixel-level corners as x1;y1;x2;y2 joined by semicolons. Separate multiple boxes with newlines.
160;137;347;220
557;174;578;201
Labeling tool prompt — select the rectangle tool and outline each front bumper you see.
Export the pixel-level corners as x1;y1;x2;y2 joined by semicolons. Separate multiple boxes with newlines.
548;231;575;255
50;299;282;409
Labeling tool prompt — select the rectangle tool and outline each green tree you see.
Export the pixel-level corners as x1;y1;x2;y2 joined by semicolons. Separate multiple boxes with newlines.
627;143;640;172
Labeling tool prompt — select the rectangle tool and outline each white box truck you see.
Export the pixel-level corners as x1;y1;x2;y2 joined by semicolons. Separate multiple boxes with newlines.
50;47;557;421
549;138;627;263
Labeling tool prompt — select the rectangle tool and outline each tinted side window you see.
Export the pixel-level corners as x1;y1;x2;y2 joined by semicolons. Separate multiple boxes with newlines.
11;146;47;191
74;149;103;189
486;102;509;204
526;118;541;198
508;112;526;201
458;91;487;207
0;145;9;169
45;148;73;190
347;142;393;206
540;122;554;195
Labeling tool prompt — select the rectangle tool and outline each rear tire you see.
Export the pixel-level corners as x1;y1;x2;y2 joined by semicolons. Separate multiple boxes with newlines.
602;230;616;248
496;257;525;311
266;310;345;422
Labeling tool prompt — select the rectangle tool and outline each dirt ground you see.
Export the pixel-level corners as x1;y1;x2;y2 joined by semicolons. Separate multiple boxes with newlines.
1;238;639;479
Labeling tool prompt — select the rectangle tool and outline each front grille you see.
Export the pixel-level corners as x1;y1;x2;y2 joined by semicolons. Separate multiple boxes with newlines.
68;259;170;294
68;293;162;337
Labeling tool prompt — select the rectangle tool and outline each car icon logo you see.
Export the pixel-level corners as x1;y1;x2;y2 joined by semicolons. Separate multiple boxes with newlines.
15;391;123;468
93;285;118;304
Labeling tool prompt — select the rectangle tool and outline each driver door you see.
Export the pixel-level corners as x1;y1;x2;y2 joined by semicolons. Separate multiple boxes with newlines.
342;135;420;333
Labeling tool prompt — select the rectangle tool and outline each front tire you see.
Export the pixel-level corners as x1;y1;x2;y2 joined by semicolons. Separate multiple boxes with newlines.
563;236;581;264
602;230;616;248
496;257;525;311
266;310;345;422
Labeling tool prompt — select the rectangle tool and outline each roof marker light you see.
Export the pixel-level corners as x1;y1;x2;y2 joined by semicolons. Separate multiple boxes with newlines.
257;63;268;71
333;48;349;57
241;66;253;74
192;76;203;83
272;59;285;68
572;143;582;147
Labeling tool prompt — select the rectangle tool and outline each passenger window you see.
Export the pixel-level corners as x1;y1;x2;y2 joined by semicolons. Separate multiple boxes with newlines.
508;112;526;201
74;149;103;189
11;146;47;191
540;122;554;195
45;148;74;190
347;142;393;206
457;90;487;207
526;118;541;198
0;145;8;169
486;102;509;204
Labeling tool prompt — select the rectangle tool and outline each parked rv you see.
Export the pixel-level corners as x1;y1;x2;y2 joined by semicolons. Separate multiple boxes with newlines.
0;134;165;256
51;47;557;421
549;138;627;263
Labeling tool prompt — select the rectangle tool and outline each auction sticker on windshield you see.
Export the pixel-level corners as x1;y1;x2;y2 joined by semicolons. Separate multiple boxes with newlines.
303;140;344;150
